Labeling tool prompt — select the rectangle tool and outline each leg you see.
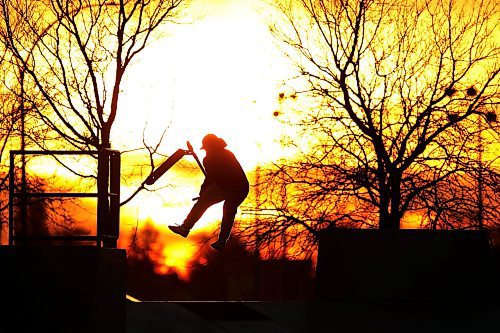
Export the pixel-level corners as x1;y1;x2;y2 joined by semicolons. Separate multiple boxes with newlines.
182;184;225;230
218;192;247;242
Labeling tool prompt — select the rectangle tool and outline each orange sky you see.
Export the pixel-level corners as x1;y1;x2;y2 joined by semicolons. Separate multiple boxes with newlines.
4;0;498;278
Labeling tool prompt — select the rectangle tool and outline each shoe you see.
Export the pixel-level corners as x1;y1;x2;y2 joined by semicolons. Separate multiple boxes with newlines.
169;225;189;238
210;240;226;251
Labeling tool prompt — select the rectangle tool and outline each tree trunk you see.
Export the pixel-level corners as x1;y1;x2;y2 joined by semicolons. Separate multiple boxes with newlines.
379;173;402;230
380;171;401;229
379;214;399;229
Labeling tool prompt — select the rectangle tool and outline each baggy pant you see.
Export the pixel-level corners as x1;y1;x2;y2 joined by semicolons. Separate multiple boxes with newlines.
182;183;248;242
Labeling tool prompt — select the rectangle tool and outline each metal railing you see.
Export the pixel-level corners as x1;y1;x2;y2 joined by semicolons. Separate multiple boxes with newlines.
8;149;120;247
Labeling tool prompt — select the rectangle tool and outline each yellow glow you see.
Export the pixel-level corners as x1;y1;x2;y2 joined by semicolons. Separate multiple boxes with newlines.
109;0;291;257
158;238;200;281
114;0;289;168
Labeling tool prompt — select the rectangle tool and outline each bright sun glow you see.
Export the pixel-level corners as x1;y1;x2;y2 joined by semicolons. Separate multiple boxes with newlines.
114;0;289;168
109;0;293;265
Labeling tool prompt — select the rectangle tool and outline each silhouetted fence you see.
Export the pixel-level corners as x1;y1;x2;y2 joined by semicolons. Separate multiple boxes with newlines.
8;149;120;247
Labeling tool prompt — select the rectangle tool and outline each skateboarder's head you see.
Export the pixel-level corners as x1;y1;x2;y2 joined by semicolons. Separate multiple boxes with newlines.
201;134;227;151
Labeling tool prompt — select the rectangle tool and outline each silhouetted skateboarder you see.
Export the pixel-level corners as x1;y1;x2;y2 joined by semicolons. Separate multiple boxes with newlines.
169;134;249;250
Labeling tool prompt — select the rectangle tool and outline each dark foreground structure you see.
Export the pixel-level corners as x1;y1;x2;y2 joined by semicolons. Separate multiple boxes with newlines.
1;229;499;333
315;229;500;301
126;229;500;333
0;246;126;333
309;228;500;332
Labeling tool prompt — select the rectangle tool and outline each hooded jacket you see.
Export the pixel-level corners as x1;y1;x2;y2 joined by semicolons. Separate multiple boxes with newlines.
200;147;249;195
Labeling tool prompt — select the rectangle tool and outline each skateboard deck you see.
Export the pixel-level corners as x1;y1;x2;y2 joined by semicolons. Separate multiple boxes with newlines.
145;149;186;185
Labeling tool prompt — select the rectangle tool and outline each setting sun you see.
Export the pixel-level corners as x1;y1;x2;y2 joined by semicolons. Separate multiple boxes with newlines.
114;0;289;168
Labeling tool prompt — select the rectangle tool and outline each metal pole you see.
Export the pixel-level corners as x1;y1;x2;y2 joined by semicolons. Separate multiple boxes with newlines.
97;149;109;247
108;150;121;248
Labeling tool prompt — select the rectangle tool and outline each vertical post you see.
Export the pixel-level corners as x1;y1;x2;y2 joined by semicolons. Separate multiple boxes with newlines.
8;151;15;245
107;150;121;248
97;149;110;247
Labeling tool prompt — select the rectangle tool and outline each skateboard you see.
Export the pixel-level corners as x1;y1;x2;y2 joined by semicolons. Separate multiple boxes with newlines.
145;141;206;185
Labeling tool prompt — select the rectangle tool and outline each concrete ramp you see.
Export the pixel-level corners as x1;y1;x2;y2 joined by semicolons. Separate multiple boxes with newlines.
127;300;500;333
126;301;308;333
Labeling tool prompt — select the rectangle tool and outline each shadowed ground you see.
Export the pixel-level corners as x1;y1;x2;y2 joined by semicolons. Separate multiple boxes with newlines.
126;300;500;333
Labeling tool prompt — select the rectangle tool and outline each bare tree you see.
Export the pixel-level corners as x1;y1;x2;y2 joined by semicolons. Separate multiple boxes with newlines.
239;0;499;256
0;54;89;241
1;0;188;150
0;0;190;243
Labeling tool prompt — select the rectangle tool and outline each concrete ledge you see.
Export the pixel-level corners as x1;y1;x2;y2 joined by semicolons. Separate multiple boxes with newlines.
0;246;126;333
315;229;500;301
